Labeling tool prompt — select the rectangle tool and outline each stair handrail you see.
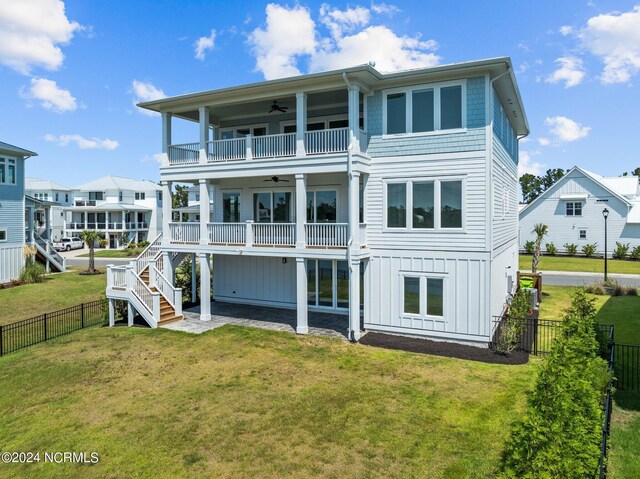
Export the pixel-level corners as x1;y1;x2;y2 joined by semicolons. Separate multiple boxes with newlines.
150;261;183;316
130;268;160;318
33;231;66;270
135;233;163;274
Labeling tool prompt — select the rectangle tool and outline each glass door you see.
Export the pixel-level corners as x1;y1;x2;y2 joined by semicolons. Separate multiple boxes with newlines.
307;259;350;311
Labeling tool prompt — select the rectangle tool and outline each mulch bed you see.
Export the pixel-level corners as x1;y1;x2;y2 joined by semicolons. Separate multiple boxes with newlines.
359;332;530;365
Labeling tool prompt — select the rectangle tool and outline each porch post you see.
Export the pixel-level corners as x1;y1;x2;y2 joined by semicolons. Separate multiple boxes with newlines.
348;84;361;151
127;302;135;326
27;207;34;243
199;253;211;321
199;106;209;165
108;299;115;327
296;257;308;334
162;252;174;286
161;181;172;245
349;258;361;341
348;171;361;249
296;92;307;157
45;206;50;240
199;179;210;245
191;252;197;303
295;173;307;248
161;111;172;167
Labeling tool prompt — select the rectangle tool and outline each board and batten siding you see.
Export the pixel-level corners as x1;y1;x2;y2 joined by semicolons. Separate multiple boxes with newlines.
0;155;26;283
489;243;518;322
365;251;491;343
213;254;297;307
520;170;640;251
0;246;24;283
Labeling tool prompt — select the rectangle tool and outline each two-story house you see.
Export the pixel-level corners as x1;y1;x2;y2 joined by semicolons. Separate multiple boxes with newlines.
106;58;528;344
25;177;73;241
63;176;163;248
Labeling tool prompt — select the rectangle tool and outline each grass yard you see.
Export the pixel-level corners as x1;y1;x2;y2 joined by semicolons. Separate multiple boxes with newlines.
79;248;144;258
0;326;534;479
0;267;106;325
519;254;640;275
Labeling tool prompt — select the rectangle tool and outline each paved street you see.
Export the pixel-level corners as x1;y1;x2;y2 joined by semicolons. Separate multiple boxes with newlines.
539;270;640;288
59;248;131;267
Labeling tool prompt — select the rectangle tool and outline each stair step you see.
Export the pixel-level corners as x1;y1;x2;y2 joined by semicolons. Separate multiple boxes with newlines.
158;315;183;326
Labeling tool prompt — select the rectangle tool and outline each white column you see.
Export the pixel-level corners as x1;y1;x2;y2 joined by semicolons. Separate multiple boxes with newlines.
161;111;172;167
162;252;174;286
349;259;361;341
84;211;88;230
122;210;127;231
199;253;211;321
162;181;172;245
295;173;307;248
191;252;197;303
348;171;361;250
348;85;361;151
295;92;307;156
45;206;50;240
199;179;210;245
296;257;308;334
199;106;209;165
127;302;135;327
108;299;115;327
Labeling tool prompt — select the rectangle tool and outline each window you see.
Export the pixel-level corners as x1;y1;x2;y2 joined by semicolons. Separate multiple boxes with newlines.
55;193;59;202
157;191;162;201
223;193;240;222
306;190;337;223
89;192;104;201
384;81;465;135
195;194;200;202
253;192;292;223
119;191;123;202
0;157;16;185
65;193;69;202
386;178;464;230
0;229;6;241
402;274;444;317
135;192;145;200
44;193;48;200
566;201;582;216
579;229;587;239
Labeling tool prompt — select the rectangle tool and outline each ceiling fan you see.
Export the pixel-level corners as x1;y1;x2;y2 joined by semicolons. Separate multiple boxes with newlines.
264;176;290;183
268;100;288;113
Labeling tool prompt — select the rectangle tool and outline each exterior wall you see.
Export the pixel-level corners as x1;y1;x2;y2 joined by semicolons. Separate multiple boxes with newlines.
0;245;24;283
213;254;297;307
489;242;518;323
0;156;25;282
519;170;640;253
491;127;519;253
364;250;491;343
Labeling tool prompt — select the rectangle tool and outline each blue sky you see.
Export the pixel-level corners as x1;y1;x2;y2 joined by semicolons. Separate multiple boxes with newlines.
1;0;639;187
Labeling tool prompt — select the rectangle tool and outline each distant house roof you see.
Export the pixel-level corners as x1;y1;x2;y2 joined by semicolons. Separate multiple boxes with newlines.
0;141;37;157
25;177;72;191
628;202;640;224
25;194;58;207
74;176;161;192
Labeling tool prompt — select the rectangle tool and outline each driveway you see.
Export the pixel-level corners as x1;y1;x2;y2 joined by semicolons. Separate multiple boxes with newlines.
539;270;640;288
59;248;132;267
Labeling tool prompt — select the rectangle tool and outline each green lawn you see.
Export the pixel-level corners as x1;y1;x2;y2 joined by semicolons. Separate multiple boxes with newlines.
0;326;535;479
519;254;640;275
78;248;144;258
0;267;107;325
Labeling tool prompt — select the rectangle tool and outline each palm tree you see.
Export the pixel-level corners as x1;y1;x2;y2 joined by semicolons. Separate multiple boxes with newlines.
79;230;101;273
532;223;549;273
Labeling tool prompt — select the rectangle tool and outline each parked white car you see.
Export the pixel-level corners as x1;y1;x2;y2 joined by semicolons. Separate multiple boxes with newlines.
53;237;84;251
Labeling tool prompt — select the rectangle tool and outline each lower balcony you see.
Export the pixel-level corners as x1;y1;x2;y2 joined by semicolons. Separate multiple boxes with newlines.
168;222;367;249
65;222;149;231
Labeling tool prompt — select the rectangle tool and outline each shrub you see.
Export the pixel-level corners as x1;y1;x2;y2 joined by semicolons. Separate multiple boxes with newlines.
563;243;578;256
625;286;638;296
19;259;46;284
612;283;625;296
523;240;535;255
545;242;557;255
98;238;108;248
495;290;530;356
631;245;640;261
613;242;630;259
582;243;598;258
499;290;609;479
127;243;137;249
137;240;150;248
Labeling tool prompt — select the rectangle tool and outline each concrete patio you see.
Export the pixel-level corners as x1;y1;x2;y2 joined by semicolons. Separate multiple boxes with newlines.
162;301;363;340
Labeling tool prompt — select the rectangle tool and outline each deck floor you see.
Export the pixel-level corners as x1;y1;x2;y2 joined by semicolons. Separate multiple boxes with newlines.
164;301;362;340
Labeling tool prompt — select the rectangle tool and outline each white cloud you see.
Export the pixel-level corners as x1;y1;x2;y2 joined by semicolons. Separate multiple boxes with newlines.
578;5;640;84
371;3;400;15
248;3;440;80
518;151;544;176
142;153;164;165
131;80;166;116
559;25;573;36
20;77;77;112
545;56;586;88
44;134;119;150
0;0;82;74
194;29;216;60
538;137;551;146
545;116;591;142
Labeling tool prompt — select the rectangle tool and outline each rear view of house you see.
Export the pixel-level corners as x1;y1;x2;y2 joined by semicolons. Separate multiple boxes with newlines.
107;58;528;344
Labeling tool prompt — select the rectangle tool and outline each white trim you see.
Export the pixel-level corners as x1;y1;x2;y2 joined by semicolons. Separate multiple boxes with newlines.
220;122;270;138
306;188;338;223
399;270;448;321
0;156;17;186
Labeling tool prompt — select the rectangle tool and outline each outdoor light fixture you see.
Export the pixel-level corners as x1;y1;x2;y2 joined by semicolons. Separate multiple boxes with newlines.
282;258;287;264
602;208;609;282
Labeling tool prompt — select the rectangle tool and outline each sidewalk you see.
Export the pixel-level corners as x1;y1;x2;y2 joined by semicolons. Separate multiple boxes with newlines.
523;270;640;287
59;248;131;267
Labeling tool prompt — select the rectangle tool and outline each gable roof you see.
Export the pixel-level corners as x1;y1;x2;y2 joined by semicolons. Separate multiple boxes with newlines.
519;166;636;215
25;177;72;191
74;176;161;192
0;141;37;158
580;169;639;198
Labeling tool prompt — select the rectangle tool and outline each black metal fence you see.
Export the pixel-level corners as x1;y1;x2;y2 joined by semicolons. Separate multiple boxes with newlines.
0;300;108;357
598;340;615;479
613;343;640;391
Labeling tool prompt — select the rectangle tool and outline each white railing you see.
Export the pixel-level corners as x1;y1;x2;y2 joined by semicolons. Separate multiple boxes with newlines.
168;142;200;165
207;223;245;245
252;223;295;246
359;223;367;246
207;138;246;162
152;266;183;316
304;127;349;155
305;223;349;247
131;273;154;314
169;222;200;243
109;266;128;289
135;234;162;274
252;133;296;159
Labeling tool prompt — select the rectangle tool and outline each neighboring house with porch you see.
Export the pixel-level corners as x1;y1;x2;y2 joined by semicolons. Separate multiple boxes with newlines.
25;177;73;241
519;166;640;255
106;58;527;344
63;176;163;248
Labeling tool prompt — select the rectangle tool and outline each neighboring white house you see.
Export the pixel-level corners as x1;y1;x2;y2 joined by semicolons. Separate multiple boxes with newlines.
25;177;73;241
63;176;163;248
106;58;528;344
519;167;640;255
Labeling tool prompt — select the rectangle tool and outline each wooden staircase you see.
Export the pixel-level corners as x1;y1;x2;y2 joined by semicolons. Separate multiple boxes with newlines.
139;266;183;326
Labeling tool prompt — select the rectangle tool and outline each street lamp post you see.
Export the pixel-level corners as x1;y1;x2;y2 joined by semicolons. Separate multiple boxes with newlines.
603;208;609;282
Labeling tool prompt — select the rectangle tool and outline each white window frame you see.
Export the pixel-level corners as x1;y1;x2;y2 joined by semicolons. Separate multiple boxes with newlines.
382;79;467;137
399;271;448;320
222;191;241;223
382;176;466;232
219;123;270;139
306;188;339;223
252;189;295;223
279;114;362;133
0;157;17;186
579;229;587;240
566;201;583;216
0;228;7;242
135;192;146;201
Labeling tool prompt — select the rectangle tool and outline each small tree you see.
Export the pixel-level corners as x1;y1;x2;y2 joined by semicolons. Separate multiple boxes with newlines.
531;223;548;273
79;230;102;274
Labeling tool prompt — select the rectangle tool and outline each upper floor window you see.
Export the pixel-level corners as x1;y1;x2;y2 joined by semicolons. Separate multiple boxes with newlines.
89;191;104;201
307;190;337;223
0;157;16;185
119;191;123;202
135;192;145;200
65;193;69;202
386;178;464;230
566;201;582;216
55;193;59;202
223;192;240;223
0;229;6;242
253;192;291;223
195;194;200;202
157;191;162;201
383;81;465;136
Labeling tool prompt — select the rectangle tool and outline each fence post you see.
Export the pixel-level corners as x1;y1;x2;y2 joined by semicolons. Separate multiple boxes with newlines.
0;325;3;357
81;303;85;329
44;313;48;341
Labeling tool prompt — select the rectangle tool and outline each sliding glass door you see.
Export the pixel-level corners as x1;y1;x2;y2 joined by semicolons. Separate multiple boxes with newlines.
307;259;350;310
253;192;292;223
